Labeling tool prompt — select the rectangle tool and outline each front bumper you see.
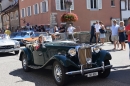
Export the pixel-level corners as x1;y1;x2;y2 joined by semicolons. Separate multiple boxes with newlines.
66;63;112;75
0;48;20;53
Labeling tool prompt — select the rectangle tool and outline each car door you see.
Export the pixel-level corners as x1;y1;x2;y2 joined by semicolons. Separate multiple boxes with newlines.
32;44;47;65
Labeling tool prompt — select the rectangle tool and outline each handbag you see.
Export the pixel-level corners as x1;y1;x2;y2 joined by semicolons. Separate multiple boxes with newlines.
99;29;107;33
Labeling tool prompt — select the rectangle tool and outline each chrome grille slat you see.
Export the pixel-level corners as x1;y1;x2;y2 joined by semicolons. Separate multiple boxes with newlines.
78;47;92;68
0;45;14;49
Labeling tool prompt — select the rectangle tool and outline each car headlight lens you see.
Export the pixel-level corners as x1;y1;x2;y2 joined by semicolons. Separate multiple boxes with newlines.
68;48;76;56
86;58;92;64
93;45;100;53
15;41;20;48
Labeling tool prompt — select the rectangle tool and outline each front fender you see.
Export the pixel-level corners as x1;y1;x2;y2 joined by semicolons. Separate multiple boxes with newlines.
92;50;112;66
51;55;79;68
19;48;33;64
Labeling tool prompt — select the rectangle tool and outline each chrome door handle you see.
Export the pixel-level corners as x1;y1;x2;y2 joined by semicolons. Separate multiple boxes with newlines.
39;53;42;56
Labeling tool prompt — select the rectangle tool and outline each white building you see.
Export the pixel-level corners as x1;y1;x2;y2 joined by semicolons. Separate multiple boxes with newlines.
121;0;130;26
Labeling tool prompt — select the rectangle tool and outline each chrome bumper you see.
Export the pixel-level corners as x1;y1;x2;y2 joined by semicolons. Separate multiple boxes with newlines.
0;48;20;53
66;63;112;75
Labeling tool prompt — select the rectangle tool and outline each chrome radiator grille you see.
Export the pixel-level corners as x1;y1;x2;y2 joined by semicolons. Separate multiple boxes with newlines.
78;47;92;68
0;45;14;49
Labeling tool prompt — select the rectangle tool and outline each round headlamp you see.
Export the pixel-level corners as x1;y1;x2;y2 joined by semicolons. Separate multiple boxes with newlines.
68;48;76;56
86;58;92;64
93;45;100;53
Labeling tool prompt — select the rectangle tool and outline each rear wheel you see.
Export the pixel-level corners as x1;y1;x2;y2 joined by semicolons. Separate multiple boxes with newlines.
22;53;31;72
53;61;68;86
98;60;111;78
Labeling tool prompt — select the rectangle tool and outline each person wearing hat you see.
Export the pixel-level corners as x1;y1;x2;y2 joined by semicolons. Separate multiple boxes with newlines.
4;26;11;36
110;20;120;50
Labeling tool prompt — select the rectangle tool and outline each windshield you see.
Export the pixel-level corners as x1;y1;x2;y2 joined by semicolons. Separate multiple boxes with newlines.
32;32;48;37
0;34;10;39
10;32;30;37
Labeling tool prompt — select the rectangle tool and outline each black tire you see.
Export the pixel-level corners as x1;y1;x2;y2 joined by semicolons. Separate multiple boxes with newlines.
109;35;113;44
53;61;68;86
22;53;31;72
14;51;19;55
98;60;111;78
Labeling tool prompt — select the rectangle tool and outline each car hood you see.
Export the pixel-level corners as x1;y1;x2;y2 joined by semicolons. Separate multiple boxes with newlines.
0;39;15;46
11;36;30;40
24;37;38;42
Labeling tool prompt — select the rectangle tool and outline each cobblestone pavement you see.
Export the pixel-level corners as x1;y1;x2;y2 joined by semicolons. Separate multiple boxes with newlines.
0;42;130;86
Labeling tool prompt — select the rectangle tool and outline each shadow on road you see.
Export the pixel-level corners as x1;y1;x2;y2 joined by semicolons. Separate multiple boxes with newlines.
0;52;15;57
9;66;130;86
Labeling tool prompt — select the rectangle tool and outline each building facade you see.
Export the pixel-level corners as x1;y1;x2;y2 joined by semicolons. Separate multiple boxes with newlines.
121;0;130;26
19;0;120;31
0;0;19;32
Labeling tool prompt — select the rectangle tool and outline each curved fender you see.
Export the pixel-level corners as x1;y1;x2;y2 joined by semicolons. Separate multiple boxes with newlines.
92;50;112;66
52;55;79;68
20;48;33;64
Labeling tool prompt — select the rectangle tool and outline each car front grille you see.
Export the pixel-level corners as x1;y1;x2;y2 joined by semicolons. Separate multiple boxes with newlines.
78;47;92;68
0;45;14;49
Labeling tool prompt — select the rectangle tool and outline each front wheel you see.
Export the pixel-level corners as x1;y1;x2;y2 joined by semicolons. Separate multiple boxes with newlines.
98;60;111;78
22;53;31;72
53;61;68;86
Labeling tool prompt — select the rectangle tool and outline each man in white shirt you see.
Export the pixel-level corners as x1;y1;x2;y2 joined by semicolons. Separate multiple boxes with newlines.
110;20;119;50
95;21;101;44
67;24;76;39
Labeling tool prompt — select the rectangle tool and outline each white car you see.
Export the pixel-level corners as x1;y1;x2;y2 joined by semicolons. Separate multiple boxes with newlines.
0;34;20;54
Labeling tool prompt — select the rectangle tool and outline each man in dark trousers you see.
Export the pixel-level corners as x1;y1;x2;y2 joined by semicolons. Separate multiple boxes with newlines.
90;23;96;45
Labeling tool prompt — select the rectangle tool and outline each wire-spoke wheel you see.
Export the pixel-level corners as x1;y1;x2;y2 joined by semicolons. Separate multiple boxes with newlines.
22;53;31;72
53;61;68;86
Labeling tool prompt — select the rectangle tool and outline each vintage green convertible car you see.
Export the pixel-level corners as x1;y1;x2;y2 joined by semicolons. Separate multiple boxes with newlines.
19;38;112;86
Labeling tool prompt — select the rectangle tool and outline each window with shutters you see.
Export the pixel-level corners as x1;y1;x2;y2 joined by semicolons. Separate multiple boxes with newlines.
21;8;25;18
10;12;14;20
27;6;31;16
121;0;126;10
55;0;74;11
34;3;39;15
91;0;98;9
111;0;115;6
40;0;48;13
15;11;19;19
87;0;102;10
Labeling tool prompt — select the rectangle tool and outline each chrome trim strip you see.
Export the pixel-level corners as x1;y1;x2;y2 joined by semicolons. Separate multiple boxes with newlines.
66;65;112;75
0;48;20;53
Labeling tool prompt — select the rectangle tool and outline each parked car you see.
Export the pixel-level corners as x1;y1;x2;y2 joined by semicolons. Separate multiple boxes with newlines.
23;32;52;45
10;31;34;46
19;37;112;86
0;34;20;54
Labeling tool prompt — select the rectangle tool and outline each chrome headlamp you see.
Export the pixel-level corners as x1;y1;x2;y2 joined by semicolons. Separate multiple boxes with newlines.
68;48;76;56
15;41;20;48
86;58;92;64
93;45;101;53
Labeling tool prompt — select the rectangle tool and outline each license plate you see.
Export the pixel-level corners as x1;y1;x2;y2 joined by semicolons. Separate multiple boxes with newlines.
86;72;98;77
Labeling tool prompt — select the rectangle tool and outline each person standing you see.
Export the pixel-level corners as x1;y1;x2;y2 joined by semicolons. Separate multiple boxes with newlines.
110;20;119;50
90;23;96;45
118;21;126;50
95;21;101;44
125;17;130;58
99;21;106;45
67;24;76;39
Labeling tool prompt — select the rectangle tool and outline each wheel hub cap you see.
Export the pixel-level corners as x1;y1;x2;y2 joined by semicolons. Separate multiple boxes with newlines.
54;65;62;82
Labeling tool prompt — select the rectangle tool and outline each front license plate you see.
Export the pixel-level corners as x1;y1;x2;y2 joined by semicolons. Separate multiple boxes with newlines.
87;72;98;77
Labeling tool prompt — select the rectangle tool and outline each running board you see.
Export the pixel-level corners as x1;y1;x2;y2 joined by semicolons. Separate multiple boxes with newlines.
28;65;43;69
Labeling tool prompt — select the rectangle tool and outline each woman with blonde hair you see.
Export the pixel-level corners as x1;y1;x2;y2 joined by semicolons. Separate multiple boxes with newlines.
118;21;126;50
99;21;106;45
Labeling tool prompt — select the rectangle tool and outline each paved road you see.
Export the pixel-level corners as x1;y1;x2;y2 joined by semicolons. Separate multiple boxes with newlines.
0;43;130;86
